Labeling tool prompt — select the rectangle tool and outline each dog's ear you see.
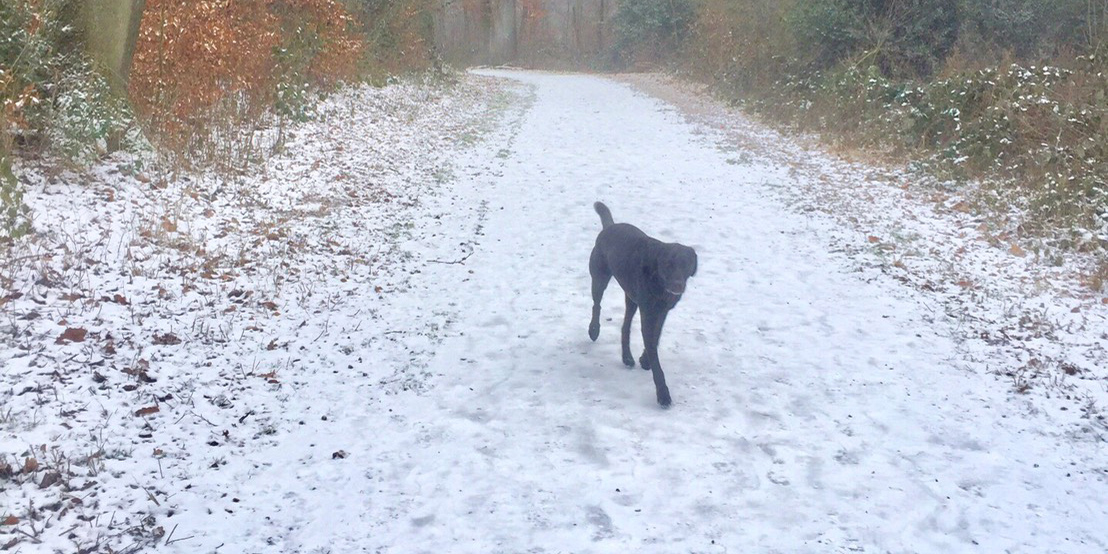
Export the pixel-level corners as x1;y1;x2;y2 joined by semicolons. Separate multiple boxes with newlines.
687;249;697;277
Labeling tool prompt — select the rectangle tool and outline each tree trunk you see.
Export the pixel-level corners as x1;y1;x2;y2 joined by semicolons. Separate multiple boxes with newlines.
82;0;147;94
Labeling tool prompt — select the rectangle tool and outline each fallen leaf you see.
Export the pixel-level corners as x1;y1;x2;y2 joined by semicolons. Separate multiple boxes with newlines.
161;218;177;233
112;294;129;305
956;280;974;289
134;405;160;417
868;236;881;243
152;332;181;345
22;457;38;473
39;472;61;489
1;515;17;526
56;327;87;344
1009;243;1026;257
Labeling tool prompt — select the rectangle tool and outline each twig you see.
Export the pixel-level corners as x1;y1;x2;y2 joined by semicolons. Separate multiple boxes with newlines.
133;477;160;506
166;532;195;546
428;250;474;265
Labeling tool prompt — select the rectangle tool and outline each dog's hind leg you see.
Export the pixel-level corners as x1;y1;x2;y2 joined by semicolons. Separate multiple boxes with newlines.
588;248;610;341
639;309;672;407
621;295;637;367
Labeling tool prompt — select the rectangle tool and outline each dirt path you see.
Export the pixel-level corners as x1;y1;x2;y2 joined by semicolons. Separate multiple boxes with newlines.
195;70;1105;553
4;70;1106;554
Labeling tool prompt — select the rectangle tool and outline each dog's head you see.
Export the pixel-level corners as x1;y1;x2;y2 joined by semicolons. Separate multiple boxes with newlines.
659;244;697;296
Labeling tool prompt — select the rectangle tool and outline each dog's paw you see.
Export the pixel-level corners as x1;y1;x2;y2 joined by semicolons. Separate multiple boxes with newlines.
657;390;672;408
588;321;600;341
622;352;635;368
639;353;651;370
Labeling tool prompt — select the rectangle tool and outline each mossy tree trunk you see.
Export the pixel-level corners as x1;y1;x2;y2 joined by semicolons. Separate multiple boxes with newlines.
82;0;146;94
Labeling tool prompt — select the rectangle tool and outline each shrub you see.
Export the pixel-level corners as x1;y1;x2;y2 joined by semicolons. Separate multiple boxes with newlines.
957;0;1095;61
130;0;366;168
683;0;798;94
788;0;960;78
351;0;436;77
611;0;696;67
3;0;138;238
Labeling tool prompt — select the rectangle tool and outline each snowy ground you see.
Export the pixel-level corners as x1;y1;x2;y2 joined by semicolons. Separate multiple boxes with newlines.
3;69;1107;553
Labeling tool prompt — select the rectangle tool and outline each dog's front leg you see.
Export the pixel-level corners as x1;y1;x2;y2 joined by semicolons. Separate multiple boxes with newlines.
588;270;610;342
640;309;671;407
621;295;637;367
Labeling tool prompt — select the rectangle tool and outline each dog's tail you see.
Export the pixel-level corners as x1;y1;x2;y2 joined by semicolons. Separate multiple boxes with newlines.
594;202;614;229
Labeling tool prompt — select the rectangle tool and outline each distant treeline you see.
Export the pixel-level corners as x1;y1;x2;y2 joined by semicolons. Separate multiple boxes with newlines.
614;0;1108;260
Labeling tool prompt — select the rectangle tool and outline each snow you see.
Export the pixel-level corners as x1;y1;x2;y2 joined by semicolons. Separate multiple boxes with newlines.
3;69;1108;553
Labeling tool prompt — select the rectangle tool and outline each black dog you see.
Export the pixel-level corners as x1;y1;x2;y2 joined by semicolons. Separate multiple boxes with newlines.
588;202;697;407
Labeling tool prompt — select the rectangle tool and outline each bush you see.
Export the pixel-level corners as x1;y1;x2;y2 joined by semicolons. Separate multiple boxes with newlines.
788;0;959;78
611;0;696;67
2;0;134;165
130;0;367;168
957;0;1094;61
677;0;1108;255
683;0;798;94
3;0;137;238
350;0;436;77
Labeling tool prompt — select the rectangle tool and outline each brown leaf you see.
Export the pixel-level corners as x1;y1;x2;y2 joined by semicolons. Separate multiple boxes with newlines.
22;457;39;473
134;405;160;417
260;301;279;312
39;471;61;489
112;294;129;305
1;515;17;526
152;332;181;345
1009;243;1026;257
161;218;177;233
56;327;88;344
867;236;881;243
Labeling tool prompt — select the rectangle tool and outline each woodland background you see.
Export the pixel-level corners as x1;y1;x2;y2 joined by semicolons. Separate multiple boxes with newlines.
2;0;1107;274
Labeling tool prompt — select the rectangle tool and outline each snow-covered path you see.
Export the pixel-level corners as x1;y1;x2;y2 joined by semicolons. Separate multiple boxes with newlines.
165;71;1108;553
